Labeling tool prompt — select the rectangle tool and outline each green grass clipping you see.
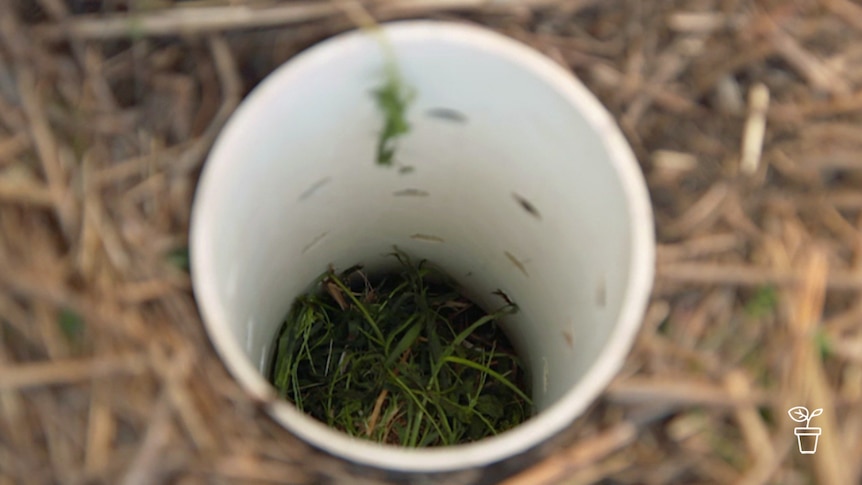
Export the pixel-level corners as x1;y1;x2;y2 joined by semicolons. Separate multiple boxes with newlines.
269;252;533;447
367;22;414;168
373;65;413;167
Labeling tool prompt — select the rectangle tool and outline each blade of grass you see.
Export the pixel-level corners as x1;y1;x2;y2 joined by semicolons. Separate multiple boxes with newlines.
442;356;533;405
386;320;423;367
387;369;448;442
431;305;517;381
326;272;385;344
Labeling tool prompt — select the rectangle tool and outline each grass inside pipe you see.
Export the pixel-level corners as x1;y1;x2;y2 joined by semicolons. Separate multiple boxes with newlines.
268;251;533;446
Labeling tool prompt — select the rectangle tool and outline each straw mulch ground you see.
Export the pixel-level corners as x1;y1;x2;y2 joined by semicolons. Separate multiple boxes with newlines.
1;1;861;484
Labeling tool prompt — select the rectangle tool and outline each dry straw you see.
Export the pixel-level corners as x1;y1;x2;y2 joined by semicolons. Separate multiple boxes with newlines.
2;1;862;483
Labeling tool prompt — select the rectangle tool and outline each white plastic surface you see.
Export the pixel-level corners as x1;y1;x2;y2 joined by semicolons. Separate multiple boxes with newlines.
190;21;654;472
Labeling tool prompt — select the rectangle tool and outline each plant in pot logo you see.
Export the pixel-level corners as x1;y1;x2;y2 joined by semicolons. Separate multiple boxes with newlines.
787;406;823;454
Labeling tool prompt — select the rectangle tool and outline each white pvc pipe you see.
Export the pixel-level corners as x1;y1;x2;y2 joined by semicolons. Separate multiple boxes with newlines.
191;21;654;473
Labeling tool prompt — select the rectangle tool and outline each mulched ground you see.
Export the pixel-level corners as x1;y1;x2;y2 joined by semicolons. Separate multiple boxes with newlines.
1;1;861;484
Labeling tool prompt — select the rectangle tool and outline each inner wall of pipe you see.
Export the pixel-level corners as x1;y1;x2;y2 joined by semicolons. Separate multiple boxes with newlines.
209;30;633;412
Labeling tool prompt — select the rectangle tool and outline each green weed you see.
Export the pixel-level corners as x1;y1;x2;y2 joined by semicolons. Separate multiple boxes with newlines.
269;252;532;446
